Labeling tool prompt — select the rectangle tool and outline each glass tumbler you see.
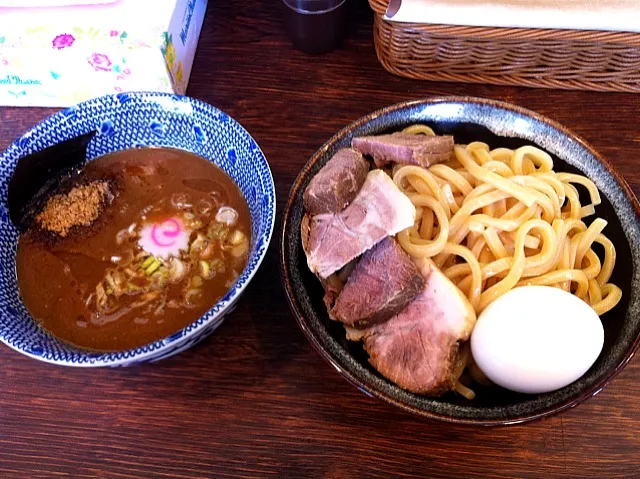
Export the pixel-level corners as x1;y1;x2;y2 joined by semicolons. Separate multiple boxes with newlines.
282;0;347;54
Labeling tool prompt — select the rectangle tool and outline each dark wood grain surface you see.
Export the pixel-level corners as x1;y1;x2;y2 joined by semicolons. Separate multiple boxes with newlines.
1;1;639;478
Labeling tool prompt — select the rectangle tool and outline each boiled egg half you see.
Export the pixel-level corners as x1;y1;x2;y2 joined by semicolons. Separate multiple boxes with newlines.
470;285;604;394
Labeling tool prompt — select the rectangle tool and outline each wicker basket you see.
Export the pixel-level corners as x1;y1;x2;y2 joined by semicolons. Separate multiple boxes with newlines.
369;0;640;92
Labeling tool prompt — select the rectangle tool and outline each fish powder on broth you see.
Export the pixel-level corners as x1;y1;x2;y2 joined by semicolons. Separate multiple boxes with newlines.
16;148;251;351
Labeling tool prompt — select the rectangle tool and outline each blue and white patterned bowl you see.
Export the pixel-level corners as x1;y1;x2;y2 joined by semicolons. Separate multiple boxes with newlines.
0;92;276;366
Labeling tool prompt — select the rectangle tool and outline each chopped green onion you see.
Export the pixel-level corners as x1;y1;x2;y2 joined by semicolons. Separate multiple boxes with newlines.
199;260;212;279
199;242;216;260
151;271;168;289
229;230;245;246
145;259;162;275
191;220;204;229
207;222;229;240
95;283;107;309
168;258;187;283
190;233;207;254
141;256;156;269
231;242;249;258
210;258;223;270
184;288;202;306
105;272;117;290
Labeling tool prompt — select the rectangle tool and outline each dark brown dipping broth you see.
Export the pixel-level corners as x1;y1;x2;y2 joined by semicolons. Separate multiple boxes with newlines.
16;148;251;351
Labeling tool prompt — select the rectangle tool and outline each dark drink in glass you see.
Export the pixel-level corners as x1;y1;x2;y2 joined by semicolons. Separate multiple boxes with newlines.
282;0;347;54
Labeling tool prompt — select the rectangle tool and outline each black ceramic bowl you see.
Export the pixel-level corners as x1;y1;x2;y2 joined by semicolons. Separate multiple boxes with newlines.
280;97;640;425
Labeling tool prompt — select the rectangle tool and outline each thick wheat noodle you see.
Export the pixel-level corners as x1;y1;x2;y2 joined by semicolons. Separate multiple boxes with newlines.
463;182;501;204
501;202;529;220
477;219;556;309
441;184;458;213
406;172;448;209
581;204;596;218
402;124;436;136
511;145;553;174
562;183;582;219
581;249;602;280
575;218;607;268
593;284;623;316
396;195;449;257
533;172;566;205
470;237;487;259
467;141;490;154
510;177;558;222
483;160;514;177
466;208;537;232
472;147;493;166
520;222;560;277
450;191;512;240
440;200;539;268
484;228;509;259
512;176;562;218
595;234;616;285
455;146;538;207
517;269;589;299
391;129;621;318
489;148;513;163
588;278;603;304
557;172;602;206
455;169;475;183
430;164;474;195
559;237;573;291
420;208;434;238
484;199;497;218
440;242;483;311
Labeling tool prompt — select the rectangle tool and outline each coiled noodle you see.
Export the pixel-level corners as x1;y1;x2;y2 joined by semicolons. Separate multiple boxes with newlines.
393;125;622;318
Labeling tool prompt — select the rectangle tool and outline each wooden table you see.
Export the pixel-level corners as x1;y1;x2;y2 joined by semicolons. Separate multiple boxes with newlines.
1;2;639;478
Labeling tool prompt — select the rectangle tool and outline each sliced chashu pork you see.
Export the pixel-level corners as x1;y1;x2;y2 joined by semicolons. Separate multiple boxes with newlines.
353;259;476;395
352;132;454;168
303;148;369;215
305;169;415;279
301;213;352;310
331;237;425;328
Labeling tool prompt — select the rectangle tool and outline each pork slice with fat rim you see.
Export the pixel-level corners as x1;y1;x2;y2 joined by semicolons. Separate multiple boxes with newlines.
352;133;454;168
305;169;415;279
362;259;476;395
303;148;369;215
301;213;353;311
331;237;425;328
